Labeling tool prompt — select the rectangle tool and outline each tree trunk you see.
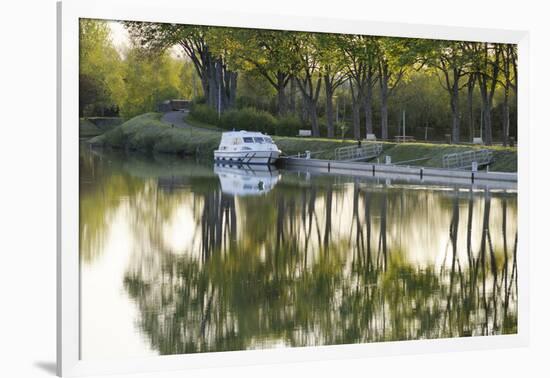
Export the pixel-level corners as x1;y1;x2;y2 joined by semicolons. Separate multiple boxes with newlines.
467;74;475;141
215;59;226;113
289;76;296;114
364;79;374;136
300;95;308;124
480;95;493;145
296;74;322;137
309;99;320;137
276;71;287;116
352;100;361;140
380;77;389;139
501;46;513;147
324;74;335;138
450;78;460;144
228;71;237;108
477;43;500;146
349;78;361;140
207;61;217;111
502;86;510;146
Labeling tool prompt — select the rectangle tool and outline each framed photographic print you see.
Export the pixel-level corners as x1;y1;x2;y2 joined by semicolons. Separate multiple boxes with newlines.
57;0;529;376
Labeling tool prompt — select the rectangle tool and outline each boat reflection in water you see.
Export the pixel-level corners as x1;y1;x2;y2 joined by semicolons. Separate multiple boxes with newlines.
214;163;281;196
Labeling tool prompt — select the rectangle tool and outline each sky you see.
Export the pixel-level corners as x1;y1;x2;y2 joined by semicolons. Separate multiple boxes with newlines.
107;20;185;59
107;20;129;52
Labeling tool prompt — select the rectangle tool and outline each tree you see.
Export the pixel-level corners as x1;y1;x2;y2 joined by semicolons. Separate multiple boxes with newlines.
125;22;237;112
338;35;378;139
293;33;324;137
120;49;186;118
376;37;411;140
317;34;348;138
471;42;501;145
79;19;125;116
466;72;477;141
220;29;299;116
422;40;471;144
499;44;518;146
79;73;107;116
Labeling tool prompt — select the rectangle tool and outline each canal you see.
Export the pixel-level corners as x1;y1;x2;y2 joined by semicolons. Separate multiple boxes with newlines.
79;148;518;359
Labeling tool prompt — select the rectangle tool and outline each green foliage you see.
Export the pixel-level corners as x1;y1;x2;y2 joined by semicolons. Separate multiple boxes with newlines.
190;105;302;136
119;49;186;119
189;104;220;126
80;19;201;119
80;19;518;145
219;107;277;134
79;19;125;116
275;115;302;136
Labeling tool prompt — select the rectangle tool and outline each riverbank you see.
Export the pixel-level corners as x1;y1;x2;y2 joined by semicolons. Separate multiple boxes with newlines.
87;112;518;172
80;117;123;137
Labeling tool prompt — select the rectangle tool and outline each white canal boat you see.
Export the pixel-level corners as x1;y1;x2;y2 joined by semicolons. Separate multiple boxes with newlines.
214;131;281;165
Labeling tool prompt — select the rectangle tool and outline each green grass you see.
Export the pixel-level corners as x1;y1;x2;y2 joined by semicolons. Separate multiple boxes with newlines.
80;117;124;138
88;112;221;157
79;118;103;137
376;142;517;172
88;112;517;172
185;115;222;131
273;136;357;159
272;136;516;171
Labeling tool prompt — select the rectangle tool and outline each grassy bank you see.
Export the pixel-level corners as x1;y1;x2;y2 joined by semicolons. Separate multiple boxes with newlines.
88;113;221;156
80;117;123;137
80;119;103;138
274;138;516;172
88;113;517;172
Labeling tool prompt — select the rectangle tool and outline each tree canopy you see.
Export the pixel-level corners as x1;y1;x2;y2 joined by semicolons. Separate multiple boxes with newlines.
79;19;518;145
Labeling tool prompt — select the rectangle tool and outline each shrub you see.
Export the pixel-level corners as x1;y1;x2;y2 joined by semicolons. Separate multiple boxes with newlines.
274;115;302;136
219;107;277;134
190;103;220;126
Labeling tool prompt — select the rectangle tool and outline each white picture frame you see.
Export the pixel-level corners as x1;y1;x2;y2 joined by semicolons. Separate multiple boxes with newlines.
57;0;530;376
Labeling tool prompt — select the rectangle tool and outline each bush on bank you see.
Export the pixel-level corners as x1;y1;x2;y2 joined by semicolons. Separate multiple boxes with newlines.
88;113;220;156
190;104;301;137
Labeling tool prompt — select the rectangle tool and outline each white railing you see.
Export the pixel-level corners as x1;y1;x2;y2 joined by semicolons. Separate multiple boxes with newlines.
334;143;383;161
442;149;493;170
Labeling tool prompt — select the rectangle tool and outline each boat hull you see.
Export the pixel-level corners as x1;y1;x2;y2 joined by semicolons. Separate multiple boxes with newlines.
213;150;280;165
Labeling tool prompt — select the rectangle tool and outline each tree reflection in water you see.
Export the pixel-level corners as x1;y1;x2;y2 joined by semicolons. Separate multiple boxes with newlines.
80;150;518;356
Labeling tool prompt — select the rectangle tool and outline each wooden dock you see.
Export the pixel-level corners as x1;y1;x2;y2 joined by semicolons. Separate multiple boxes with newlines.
277;157;517;190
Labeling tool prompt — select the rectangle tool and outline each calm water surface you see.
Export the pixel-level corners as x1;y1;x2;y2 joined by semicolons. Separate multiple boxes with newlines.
79;148;518;360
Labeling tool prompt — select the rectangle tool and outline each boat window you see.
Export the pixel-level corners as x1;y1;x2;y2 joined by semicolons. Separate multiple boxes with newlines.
253;137;265;143
243;137;254;143
263;137;273;144
233;138;242;145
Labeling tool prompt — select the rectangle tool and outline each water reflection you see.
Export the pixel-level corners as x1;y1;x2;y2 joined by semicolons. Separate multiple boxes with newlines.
214;164;281;196
80;148;518;358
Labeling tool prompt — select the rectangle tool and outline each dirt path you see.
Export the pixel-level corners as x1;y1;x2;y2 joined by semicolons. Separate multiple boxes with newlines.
161;110;192;128
161;110;220;132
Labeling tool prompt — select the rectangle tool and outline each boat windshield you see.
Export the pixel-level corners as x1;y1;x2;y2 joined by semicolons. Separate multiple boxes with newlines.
242;136;273;144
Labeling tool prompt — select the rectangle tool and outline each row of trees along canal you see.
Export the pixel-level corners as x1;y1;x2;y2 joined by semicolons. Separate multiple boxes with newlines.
80;19;518;146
